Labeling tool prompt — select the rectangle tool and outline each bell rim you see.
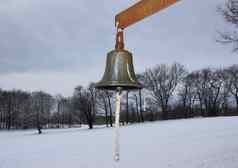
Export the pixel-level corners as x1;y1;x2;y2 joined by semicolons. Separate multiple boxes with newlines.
95;81;143;90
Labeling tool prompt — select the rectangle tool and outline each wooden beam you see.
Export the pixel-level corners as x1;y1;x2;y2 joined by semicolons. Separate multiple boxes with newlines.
115;0;180;29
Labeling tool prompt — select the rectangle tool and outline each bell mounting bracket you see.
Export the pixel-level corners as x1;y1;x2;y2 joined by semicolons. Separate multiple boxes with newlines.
115;28;124;50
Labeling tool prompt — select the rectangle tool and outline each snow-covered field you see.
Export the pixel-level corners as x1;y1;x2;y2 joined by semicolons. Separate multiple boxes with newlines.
1;117;238;168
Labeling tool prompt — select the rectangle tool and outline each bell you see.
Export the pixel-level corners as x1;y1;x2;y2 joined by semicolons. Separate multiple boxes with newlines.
95;31;142;90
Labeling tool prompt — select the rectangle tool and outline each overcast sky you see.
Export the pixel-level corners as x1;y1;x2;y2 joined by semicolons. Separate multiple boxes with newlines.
0;0;237;96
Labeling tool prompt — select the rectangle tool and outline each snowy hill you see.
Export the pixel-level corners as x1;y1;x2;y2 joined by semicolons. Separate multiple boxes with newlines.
1;117;238;168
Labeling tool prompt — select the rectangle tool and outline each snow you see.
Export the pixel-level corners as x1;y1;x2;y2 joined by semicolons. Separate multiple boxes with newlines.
1;117;238;168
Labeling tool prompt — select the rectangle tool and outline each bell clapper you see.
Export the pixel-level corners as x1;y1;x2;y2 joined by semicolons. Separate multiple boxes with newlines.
113;87;122;162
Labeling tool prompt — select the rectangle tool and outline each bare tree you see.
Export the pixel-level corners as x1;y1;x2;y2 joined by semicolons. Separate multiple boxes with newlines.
57;97;74;128
13;91;31;129
88;83;97;121
73;86;94;129
218;0;238;52
192;69;224;117
136;74;145;122
0;91;13;130
106;91;113;127
97;91;110;127
133;93;140;122
145;97;158;121
143;63;186;120
178;73;197;118
226;65;238;112
220;69;232;114
31;91;54;134
0;89;3;129
55;94;64;128
207;70;224;116
6;91;13;130
126;91;129;124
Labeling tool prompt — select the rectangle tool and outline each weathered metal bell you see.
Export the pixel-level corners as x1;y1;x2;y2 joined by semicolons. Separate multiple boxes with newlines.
95;49;142;90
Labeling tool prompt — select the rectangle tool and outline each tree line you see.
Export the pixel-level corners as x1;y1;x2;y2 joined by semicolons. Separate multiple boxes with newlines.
0;63;238;133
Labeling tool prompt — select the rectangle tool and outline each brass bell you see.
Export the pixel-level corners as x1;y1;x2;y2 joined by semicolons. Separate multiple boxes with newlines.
95;31;142;90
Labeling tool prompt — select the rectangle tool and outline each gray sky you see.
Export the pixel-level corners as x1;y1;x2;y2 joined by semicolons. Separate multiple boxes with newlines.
0;0;237;96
